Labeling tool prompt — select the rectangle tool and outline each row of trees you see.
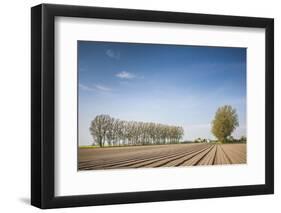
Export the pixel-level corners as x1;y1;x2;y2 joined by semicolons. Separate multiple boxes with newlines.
89;115;184;147
88;105;243;147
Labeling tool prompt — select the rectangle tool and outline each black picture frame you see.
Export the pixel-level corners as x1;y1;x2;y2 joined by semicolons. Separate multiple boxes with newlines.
31;3;274;209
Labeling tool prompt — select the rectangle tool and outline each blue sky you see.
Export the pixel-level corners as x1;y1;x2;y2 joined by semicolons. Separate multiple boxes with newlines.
78;41;246;145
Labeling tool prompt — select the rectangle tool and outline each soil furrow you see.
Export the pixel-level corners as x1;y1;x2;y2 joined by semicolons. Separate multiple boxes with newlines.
78;143;246;170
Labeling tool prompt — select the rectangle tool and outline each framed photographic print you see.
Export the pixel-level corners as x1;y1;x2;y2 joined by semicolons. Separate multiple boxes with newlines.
31;4;274;209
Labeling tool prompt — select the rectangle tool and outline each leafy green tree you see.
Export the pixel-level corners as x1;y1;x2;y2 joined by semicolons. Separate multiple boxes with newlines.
211;105;239;143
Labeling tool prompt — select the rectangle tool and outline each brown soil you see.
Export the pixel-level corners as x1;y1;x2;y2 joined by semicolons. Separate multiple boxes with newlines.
78;143;246;170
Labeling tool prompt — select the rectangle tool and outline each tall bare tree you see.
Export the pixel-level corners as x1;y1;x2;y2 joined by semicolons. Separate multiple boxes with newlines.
89;115;110;147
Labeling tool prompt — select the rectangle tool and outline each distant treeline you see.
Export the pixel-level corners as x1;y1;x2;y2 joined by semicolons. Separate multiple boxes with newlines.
90;115;184;147
191;136;246;143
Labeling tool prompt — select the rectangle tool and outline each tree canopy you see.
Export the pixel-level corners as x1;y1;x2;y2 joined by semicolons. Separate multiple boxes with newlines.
211;105;239;143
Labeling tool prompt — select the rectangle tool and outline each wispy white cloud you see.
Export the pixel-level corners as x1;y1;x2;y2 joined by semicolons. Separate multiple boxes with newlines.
79;83;95;91
94;84;112;92
116;71;136;79
79;83;112;92
105;49;120;59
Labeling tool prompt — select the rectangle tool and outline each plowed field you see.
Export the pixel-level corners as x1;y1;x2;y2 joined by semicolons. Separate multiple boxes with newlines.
78;143;246;170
